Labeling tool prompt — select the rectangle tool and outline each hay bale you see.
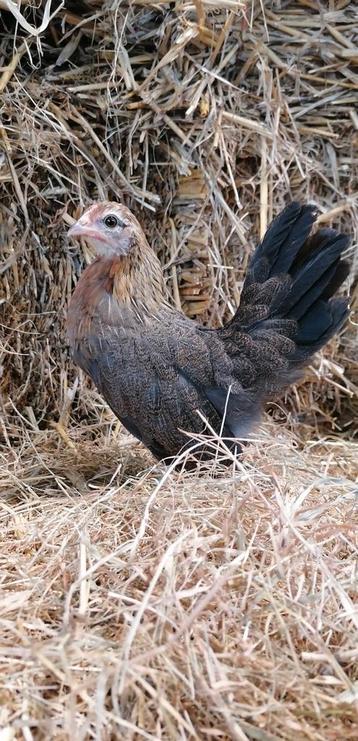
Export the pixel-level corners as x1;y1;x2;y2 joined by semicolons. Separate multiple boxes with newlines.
1;0;357;433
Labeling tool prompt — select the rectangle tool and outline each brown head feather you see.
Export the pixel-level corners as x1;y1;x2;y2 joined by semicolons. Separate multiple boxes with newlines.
67;202;168;349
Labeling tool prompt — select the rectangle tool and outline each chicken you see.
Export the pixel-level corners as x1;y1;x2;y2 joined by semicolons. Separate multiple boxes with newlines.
67;202;350;463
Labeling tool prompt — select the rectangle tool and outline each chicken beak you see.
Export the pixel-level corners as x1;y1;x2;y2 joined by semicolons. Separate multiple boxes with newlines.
68;222;89;240
67;221;111;247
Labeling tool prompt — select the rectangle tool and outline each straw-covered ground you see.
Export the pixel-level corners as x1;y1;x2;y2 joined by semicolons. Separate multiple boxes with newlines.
0;1;357;739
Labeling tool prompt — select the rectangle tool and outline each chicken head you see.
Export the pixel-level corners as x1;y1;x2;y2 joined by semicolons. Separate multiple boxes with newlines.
68;202;145;258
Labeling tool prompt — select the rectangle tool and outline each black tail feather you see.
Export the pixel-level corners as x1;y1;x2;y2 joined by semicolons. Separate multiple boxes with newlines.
320;260;351;301
294;297;349;349
246;203;318;284
282;232;350;320
231;201;350;369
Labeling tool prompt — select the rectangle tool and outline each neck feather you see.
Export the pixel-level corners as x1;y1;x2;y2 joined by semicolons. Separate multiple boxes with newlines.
109;239;167;320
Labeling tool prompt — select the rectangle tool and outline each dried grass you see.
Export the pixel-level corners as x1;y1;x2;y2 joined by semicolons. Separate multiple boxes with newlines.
0;1;357;738
0;424;357;739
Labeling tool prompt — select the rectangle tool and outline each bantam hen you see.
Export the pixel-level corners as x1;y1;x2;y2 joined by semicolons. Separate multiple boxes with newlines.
67;202;350;462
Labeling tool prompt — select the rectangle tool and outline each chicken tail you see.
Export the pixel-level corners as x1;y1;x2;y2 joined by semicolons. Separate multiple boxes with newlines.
225;202;350;395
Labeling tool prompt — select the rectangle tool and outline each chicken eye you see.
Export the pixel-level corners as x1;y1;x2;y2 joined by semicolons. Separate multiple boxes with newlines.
103;214;123;229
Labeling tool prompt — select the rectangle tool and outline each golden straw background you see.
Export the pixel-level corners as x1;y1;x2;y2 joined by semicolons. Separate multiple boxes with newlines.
0;1;357;739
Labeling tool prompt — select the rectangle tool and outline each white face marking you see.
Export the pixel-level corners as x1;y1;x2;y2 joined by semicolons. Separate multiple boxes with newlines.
69;202;144;258
93;209;133;256
90;237;113;256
